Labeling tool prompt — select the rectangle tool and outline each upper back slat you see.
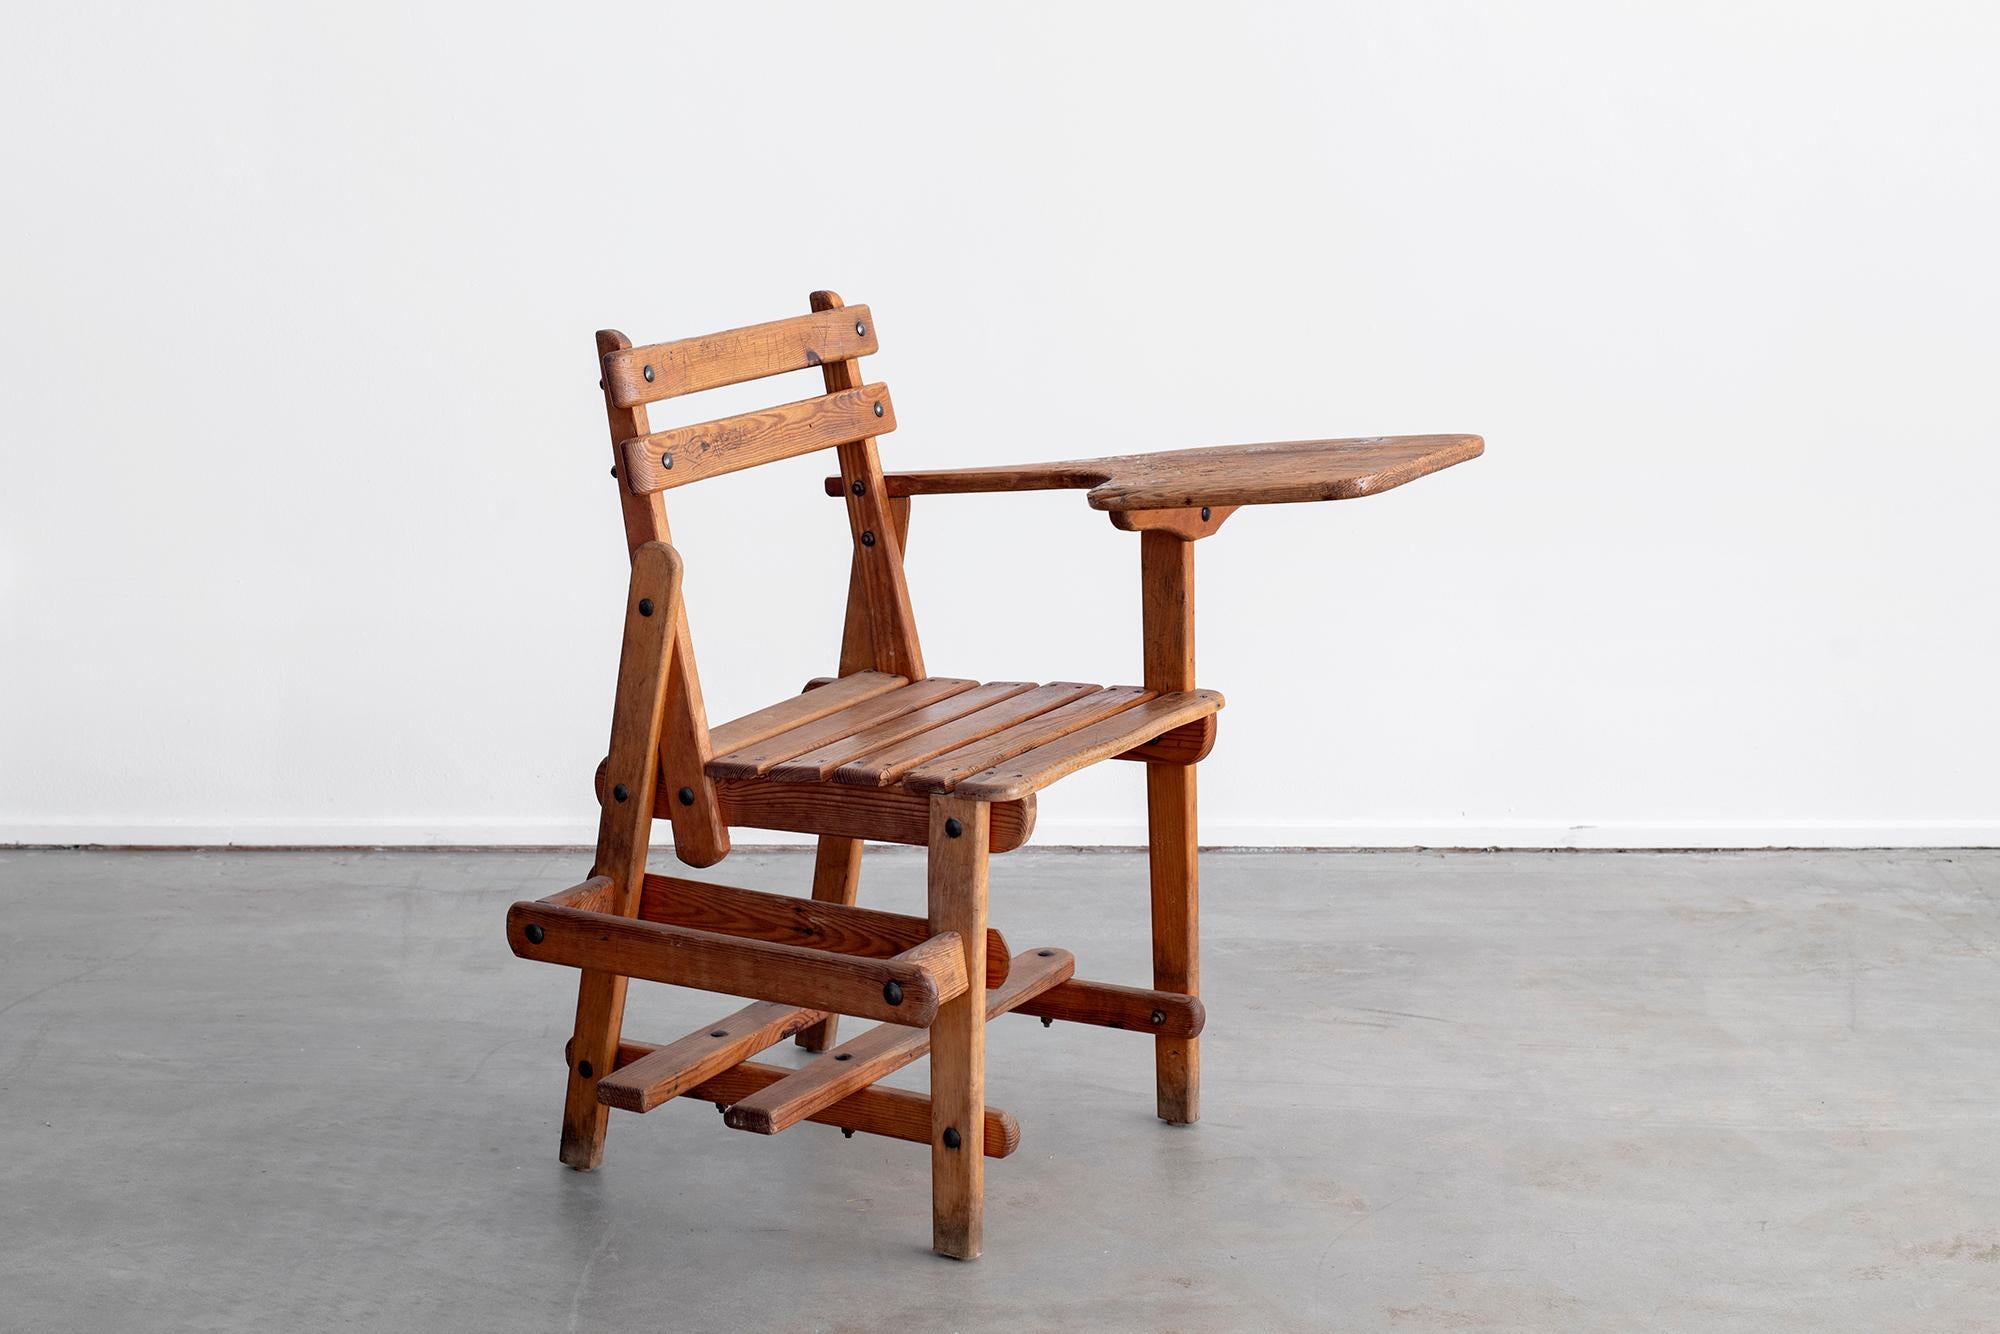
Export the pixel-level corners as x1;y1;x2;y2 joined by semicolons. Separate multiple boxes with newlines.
603;306;878;407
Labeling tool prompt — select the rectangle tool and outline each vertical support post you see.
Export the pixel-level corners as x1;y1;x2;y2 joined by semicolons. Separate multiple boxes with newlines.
928;795;990;1260
802;291;925;1050
793;836;862;1051
1141;530;1200;1125
560;542;682;1168
595;329;728;867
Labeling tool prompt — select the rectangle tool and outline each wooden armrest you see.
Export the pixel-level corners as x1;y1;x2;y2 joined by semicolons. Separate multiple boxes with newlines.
822;434;1481;512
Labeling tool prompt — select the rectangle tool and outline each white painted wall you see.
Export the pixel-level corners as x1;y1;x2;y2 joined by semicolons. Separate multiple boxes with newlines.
4;2;1997;848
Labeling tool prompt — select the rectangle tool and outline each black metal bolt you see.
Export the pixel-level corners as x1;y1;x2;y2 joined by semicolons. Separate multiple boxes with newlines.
715;1102;727;1113
638;598;654;617
660;451;673;470
612;784;629;803
1040;1016;1054;1028
873;400;885;418
882;980;904;1007
709;1030;727;1038
642;364;655;382
525;923;545;945
942;1127;962;1150
1150;1009;1166;1026
1201;506;1211;521
850;479;865;496
1037;949;1053;957
945;817;963;839
842;1127;855;1138
577;1060;594;1078
609;466;618;477
860;530;876;547
834;1052;852;1062
855;320;867;337
677;787;695;806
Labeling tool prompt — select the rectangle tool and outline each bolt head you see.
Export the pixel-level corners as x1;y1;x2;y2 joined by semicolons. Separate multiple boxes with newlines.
709;1030;727;1038
577;1060;594;1079
854;320;867;337
944;817;962;838
1150;1009;1166;1026
661;451;673;470
1201;506;1211;521
677;786;695;806
642;365;654;383
860;530;876;547
873;400;885;418
1037;949;1053;957
612;784;629;803
850;479;865;496
638;598;654;617
525;923;545;945
882;979;904;1007
834;1052;852;1062
942;1127;962;1150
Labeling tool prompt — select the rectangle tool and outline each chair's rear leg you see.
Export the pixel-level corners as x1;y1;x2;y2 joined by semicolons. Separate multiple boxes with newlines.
928;796;989;1260
1148;761;1200;1124
795;835;865;1051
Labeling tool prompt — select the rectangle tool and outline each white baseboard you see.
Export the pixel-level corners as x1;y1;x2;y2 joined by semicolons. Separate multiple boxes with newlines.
3;818;1995;849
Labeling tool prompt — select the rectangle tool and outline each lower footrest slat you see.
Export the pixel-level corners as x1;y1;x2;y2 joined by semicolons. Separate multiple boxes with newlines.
597;1001;825;1113
721;947;1075;1137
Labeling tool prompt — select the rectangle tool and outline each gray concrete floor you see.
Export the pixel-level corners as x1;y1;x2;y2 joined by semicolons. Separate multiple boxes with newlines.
1;849;1997;1332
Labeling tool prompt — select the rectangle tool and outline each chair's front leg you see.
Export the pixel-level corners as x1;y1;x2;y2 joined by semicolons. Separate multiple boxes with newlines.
928;795;989;1259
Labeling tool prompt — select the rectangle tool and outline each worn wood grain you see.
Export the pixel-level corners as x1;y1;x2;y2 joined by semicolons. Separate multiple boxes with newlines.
706;671;906;757
829;683;1100;788
707;678;976;781
768;682;1037;784
900;687;1154;794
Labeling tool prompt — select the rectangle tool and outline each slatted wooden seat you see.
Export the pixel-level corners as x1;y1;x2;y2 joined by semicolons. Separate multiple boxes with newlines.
504;292;1482;1260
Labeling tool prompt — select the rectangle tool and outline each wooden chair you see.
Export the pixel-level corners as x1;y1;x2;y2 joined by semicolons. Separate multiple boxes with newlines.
506;292;1482;1259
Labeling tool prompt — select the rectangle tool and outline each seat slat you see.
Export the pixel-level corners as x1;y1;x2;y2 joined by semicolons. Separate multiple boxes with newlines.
766;681;1038;783
620;384;895;494
828;683;1101;788
952;691;1225;801
706;678;977;781
603;306;877;407
901;686;1155;794
707;671;907;757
